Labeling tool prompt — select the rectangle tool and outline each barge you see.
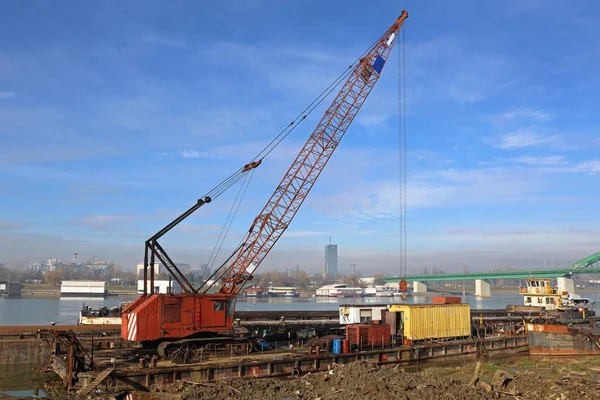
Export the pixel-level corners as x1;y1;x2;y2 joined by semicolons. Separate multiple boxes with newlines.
527;322;600;356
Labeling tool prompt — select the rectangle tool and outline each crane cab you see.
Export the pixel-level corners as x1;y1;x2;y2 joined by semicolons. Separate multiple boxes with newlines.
122;293;235;342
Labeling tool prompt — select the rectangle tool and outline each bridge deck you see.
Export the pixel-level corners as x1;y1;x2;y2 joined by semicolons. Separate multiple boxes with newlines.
385;267;600;282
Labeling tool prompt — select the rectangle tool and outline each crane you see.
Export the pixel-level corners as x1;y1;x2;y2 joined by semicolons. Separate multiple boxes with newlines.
121;10;408;363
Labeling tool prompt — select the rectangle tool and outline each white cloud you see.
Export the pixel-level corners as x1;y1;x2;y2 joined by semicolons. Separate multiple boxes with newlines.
574;160;600;174
494;130;560;149
513;155;566;166
493;108;551;124
81;215;134;229
308;166;546;222
0;221;24;231
448;73;488;104
283;231;327;238
0;91;16;99
178;149;210;158
175;223;219;233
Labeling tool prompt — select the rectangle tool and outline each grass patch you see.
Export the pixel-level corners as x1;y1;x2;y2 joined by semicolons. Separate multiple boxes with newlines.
515;359;537;369
22;283;59;291
480;363;499;373
106;284;136;292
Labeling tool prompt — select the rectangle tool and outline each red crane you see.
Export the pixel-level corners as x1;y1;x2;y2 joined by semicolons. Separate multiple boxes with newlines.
121;10;408;362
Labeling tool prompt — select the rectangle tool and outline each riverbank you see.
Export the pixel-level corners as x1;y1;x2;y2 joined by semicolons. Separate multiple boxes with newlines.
19;284;136;298
145;357;600;399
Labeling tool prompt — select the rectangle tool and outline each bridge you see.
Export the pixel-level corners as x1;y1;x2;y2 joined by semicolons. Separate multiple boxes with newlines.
384;251;600;297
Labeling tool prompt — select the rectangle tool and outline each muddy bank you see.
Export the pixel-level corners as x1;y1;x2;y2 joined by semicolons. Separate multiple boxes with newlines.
174;358;600;400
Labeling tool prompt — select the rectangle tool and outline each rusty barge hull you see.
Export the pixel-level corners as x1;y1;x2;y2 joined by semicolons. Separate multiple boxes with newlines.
527;323;600;356
83;336;529;392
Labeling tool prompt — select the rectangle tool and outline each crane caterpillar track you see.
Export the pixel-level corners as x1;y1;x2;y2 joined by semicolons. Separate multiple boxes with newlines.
157;337;257;364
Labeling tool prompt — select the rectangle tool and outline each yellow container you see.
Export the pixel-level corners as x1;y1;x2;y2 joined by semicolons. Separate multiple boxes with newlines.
387;303;471;341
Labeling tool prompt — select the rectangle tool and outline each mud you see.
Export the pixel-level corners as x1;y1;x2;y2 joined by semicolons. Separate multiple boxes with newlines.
177;358;600;400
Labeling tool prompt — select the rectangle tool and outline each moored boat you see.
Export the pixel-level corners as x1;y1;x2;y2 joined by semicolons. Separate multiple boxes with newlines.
79;303;125;325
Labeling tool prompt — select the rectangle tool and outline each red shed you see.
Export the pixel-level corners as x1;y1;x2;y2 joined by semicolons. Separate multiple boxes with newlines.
345;324;391;347
431;296;462;304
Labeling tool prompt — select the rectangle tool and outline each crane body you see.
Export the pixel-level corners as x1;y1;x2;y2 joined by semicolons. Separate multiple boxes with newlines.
121;11;408;361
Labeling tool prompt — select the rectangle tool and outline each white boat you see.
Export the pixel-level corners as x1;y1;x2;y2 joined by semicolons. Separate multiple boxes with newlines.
519;278;591;312
266;286;299;297
557;293;592;311
316;284;362;298
363;285;394;297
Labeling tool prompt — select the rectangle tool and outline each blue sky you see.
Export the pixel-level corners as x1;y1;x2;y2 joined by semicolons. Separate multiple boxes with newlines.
1;0;599;275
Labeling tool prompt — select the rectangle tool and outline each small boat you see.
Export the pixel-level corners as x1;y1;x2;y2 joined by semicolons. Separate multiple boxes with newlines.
79;303;125;325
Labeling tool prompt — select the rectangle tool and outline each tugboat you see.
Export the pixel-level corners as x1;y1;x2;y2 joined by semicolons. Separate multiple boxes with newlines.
518;278;593;313
518;278;600;356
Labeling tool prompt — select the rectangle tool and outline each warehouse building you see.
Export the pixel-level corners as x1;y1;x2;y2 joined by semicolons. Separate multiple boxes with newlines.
137;279;182;295
0;281;22;297
60;281;107;298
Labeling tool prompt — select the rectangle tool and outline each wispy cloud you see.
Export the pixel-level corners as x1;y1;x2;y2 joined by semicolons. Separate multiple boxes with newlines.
513;155;567;166
491;108;551;124
493;130;560;149
283;230;327;238
81;215;134;229
174;223;219;233
0;91;17;99
178;149;211;159
574;160;600;174
0;221;25;231
308;167;546;222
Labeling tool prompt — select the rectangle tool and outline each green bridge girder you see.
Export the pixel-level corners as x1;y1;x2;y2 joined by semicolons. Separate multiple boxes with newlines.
570;251;600;269
384;267;600;283
385;251;600;283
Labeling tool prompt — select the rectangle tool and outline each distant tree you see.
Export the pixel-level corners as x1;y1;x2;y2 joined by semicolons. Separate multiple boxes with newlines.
342;275;367;288
259;272;283;287
295;271;311;288
21;268;43;282
185;272;196;286
116;271;137;285
373;273;386;286
45;269;64;285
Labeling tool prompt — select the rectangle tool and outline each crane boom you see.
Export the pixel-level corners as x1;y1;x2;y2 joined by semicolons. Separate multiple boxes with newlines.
211;10;409;295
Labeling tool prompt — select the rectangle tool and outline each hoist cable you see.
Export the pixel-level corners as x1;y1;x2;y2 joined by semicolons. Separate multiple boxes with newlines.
208;169;256;271
197;29;391;205
402;24;408;277
250;30;391;163
397;22;408;277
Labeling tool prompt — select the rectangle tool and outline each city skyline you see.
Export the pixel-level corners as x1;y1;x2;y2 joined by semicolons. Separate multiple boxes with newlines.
1;1;599;274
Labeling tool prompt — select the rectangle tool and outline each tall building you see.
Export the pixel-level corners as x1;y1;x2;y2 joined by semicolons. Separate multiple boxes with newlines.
324;236;338;277
136;262;161;277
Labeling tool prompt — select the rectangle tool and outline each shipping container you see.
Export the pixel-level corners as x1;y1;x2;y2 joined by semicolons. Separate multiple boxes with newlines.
345;324;391;347
431;296;462;304
386;304;471;342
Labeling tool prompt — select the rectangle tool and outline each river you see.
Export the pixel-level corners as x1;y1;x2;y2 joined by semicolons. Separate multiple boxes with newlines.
2;292;599;326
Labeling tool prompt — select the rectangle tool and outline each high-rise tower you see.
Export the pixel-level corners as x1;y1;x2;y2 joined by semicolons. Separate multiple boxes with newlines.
324;236;338;278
